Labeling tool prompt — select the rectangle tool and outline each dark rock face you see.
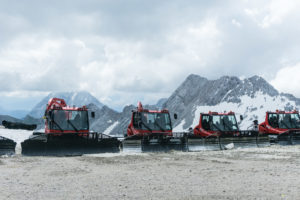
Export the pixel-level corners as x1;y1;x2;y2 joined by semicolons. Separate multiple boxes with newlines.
88;104;120;134
163;75;300;130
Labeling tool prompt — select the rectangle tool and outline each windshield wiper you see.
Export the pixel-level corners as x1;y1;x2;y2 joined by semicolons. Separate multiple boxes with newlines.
280;120;291;129
51;119;64;132
222;119;233;131
67;120;79;132
140;120;152;132
154;120;165;132
212;123;222;132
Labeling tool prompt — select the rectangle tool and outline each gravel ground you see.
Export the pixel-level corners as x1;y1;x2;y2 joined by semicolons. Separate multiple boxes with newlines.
1;145;300;200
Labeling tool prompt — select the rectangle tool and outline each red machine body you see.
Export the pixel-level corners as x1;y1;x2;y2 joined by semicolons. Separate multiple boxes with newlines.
21;97;122;156
127;102;172;137
193;111;239;137
259;110;300;135
44;98;89;135
190;111;264;150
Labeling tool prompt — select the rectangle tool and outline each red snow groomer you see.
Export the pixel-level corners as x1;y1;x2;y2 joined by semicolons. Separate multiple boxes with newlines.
259;110;300;145
188;111;269;151
21;98;120;156
122;102;186;152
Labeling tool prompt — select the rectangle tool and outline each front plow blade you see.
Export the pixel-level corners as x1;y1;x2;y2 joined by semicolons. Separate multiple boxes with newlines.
122;136;186;153
141;138;185;152
277;131;300;145
277;132;292;145
289;131;300;145
21;133;120;156
219;136;258;150
257;134;270;147
122;139;142;153
219;131;260;150
187;136;220;151
0;136;16;155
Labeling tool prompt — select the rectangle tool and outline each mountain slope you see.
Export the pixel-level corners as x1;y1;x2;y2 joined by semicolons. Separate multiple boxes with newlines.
164;75;300;131
87;103;120;133
0;115;22;124
156;98;168;109
28;91;104;118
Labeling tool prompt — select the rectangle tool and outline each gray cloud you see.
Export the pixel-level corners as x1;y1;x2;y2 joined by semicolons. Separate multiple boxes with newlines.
0;0;299;110
0;72;21;91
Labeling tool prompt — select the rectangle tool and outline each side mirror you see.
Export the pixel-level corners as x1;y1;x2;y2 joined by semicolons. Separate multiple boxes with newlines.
240;115;244;121
253;120;258;125
174;113;178;120
91;112;95;118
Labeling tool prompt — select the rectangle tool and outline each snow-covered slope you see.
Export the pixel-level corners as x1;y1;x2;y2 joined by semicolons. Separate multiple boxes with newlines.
174;91;298;130
87;103;120;134
89;104;135;136
28;91;104;118
103;121;119;135
166;75;300;131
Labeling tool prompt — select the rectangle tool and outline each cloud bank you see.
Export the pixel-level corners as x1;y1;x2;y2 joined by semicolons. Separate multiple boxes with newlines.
0;0;299;110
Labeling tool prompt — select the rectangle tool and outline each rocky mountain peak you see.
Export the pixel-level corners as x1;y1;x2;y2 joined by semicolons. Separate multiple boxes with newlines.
244;75;279;96
28;91;104;118
164;74;300;130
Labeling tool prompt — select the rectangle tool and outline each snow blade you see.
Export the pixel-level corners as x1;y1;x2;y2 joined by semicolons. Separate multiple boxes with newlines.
122;139;142;153
277;130;300;145
21;133;121;156
256;133;270;147
0;136;16;155
290;131;300;145
141;138;186;152
187;131;261;151
187;135;220;151
122;133;187;153
277;131;291;145
219;131;259;150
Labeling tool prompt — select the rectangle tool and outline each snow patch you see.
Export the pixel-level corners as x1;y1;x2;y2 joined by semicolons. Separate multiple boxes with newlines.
103;121;119;135
173;119;186;132
71;92;77;104
192;91;297;130
221;89;232;102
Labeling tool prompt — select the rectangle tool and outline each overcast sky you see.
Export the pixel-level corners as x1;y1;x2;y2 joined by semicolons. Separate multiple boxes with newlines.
0;0;300;111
